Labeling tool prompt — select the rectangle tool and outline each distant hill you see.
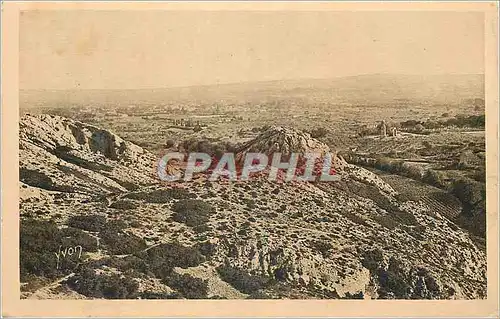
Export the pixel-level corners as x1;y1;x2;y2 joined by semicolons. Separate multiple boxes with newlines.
20;73;484;108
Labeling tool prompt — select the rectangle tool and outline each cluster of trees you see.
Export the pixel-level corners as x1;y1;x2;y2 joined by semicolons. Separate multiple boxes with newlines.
358;114;485;137
450;178;486;237
217;265;272;294
400;114;485;131
180;138;240;158
308;127;329;139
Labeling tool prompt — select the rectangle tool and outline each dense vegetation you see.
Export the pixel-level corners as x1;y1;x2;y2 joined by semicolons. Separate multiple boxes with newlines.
20;219;98;281
217;265;272;294
68;214;107;232
450;178;486;237
66;266;139;299
171;199;215;227
164;273;209;299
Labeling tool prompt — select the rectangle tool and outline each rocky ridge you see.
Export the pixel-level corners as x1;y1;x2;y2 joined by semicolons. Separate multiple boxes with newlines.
237;126;331;156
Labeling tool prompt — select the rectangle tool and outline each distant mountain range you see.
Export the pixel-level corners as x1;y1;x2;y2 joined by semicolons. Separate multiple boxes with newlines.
20;73;484;108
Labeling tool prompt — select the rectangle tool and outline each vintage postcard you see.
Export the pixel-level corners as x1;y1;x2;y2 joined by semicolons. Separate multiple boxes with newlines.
2;1;499;317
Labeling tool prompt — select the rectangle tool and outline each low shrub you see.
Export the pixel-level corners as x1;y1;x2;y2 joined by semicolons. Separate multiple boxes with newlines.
106;177;140;191
470;168;486;182
109;200;139;210
243;198;257;209
350;183;402;216
181;138;239;158
100;228;147;255
192;224;211;233
105;219;128;231
20;219;98;281
363;253;437;299
59;226;99;251
196;241;217;258
172;199;214;227
357;126;379;137
102;255;150;274
217;265;271;294
361;248;384;271
343;292;365;299
142;243;206;280
376;257;414;299
309;240;334;258
68;214;107;232
413;124;425;132
139;291;182;299
377;268;411;299
400;120;424;129
66;266;139;299
375;157;401;173
164;273;209;299
444;114;485;128
20;274;51;292
343;212;369;226
373;214;399;230
399;162;425;180
309;127;329;139
391;210;419;227
422;169;446;188
450;178;486;237
165;188;197;200
450;178;485;208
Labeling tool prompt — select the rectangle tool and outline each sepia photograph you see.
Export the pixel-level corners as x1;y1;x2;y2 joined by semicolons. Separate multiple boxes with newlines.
2;1;499;317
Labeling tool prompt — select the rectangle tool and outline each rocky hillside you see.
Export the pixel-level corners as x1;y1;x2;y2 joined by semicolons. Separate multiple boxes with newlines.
20;114;157;197
19;114;486;300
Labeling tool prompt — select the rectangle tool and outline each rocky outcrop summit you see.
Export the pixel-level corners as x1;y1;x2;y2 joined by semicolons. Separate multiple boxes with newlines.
235;126;396;193
237;126;331;156
19;115;486;300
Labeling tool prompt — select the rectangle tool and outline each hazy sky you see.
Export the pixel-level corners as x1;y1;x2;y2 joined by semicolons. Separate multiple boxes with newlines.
20;11;484;90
